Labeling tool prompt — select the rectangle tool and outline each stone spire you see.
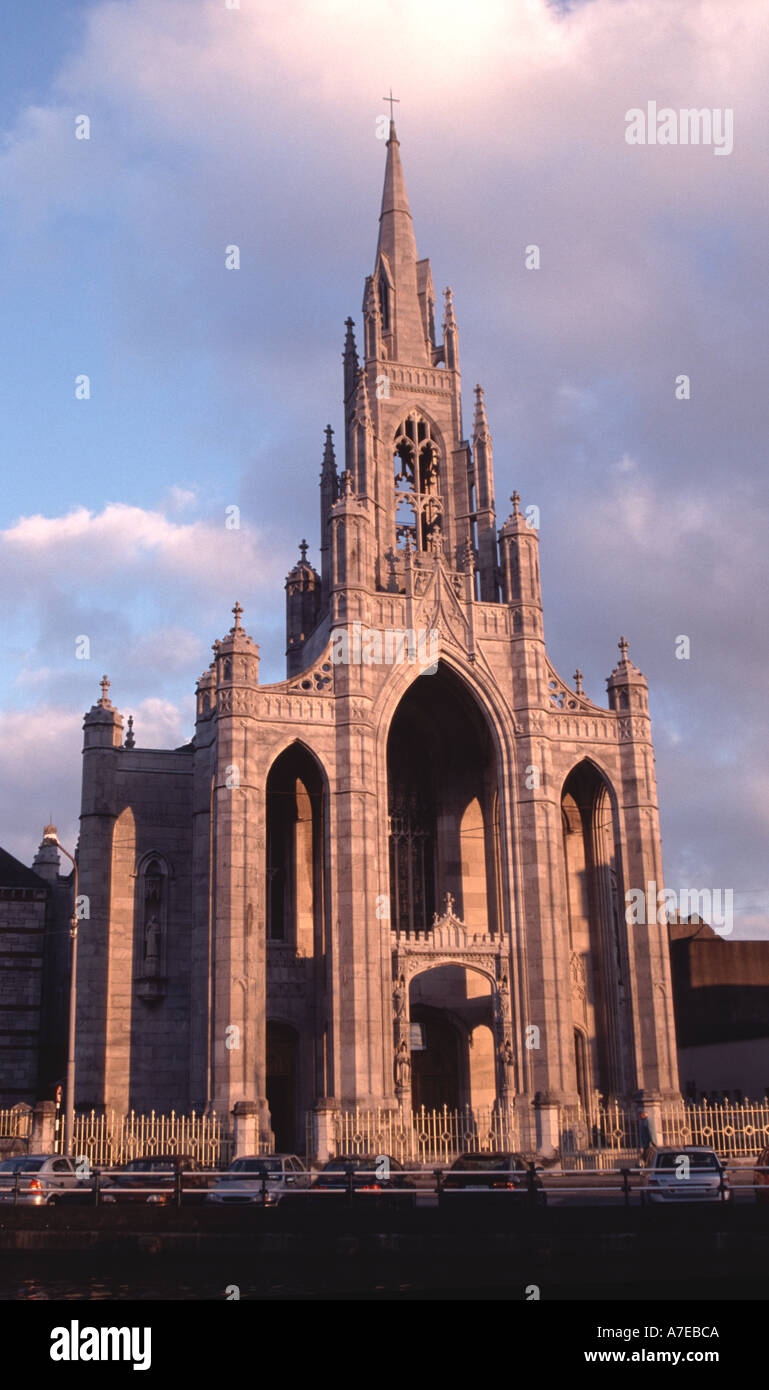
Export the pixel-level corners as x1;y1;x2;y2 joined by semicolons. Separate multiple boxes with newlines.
472;384;498;602
442;286;459;371
32;824;60;885
343;317;359;406
375;121;429;364
606;634;648;713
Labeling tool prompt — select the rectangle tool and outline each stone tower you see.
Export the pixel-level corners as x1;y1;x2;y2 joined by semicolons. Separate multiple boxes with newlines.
74;121;680;1155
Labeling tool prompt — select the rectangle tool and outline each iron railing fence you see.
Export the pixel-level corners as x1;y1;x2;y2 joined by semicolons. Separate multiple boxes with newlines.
660;1098;769;1157
560;1098;769;1164
0;1106;32;1139
66;1109;233;1168
329;1104;518;1166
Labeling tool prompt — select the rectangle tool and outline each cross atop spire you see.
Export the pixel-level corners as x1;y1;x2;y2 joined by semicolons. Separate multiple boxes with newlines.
573;668;583;694
299;539;309;562
618;635;629;661
99;674;111;707
382;88;400;127
232;601;243;631
511;491;521;515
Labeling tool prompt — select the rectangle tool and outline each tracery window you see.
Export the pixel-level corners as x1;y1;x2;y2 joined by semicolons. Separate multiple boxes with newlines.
393;412;442;552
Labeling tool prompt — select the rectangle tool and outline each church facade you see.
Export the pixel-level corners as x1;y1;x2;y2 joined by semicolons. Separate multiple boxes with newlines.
74;121;680;1155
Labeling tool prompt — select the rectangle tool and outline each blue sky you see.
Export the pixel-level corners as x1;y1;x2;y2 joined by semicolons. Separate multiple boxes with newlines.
0;0;767;936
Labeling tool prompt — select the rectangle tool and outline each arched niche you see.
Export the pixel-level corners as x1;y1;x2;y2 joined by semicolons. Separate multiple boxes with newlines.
561;760;634;1098
265;743;325;956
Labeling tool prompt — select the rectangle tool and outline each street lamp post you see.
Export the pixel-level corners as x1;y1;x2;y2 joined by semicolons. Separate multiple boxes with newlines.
44;830;78;1157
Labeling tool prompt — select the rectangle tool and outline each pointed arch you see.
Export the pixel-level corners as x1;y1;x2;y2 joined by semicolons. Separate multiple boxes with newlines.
561;758;635;1098
392;408;445;552
265;741;326;955
385;661;502;935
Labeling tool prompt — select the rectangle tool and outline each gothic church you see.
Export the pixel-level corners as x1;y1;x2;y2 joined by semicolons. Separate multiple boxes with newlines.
74;120;680;1155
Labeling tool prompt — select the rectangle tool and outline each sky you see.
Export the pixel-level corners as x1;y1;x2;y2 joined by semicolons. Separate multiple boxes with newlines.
0;0;767;936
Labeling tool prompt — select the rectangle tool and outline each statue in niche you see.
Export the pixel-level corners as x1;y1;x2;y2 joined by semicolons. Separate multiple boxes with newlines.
395;1040;411;1088
498;1037;514;1074
393;975;406;1020
144;916;161;974
141;861;164;981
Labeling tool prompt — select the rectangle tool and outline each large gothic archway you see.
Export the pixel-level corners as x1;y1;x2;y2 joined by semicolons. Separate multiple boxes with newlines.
386;664;500;935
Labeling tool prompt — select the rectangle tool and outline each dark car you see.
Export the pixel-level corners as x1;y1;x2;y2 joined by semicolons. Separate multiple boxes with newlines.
102;1153;210;1205
311;1155;415;1192
441;1152;546;1203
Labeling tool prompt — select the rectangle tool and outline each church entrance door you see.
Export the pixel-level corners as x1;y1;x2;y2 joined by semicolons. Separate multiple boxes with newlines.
410;1008;461;1111
266;1022;298;1153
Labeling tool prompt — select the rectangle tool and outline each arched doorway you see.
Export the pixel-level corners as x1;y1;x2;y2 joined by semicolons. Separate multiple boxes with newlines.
266;1022;298;1153
409;966;495;1111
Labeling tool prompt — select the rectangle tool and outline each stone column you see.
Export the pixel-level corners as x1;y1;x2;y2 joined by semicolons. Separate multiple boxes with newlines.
311;1100;339;1163
30;1101;56;1153
232;1100;271;1158
209;611;271;1143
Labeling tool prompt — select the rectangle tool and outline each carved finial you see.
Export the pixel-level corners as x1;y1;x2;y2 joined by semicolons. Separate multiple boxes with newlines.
340;470;353;497
231;601;243;631
299;539;309;563
618;635;629;662
510;491;521;516
463;537;476;574
99;674;111;707
444;890;455;917
443;286;456;327
573;668;583;694
124;714;135;749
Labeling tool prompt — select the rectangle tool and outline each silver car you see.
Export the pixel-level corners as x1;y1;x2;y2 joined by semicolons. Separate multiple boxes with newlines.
205;1154;306;1206
0;1154;85;1205
641;1146;730;1203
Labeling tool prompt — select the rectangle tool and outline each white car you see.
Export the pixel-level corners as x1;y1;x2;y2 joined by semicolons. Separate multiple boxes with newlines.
0;1154;85;1205
641;1146;730;1204
205;1154;307;1205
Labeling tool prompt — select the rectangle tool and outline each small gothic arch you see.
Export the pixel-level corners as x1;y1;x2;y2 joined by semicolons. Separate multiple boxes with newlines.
265;741;326;955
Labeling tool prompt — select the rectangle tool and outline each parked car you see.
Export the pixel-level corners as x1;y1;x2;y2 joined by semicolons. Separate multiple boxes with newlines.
206;1155;306;1205
311;1155;415;1192
640;1145;730;1203
0;1154;86;1205
101;1153;210;1205
753;1146;769;1203
441;1152;546;1204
